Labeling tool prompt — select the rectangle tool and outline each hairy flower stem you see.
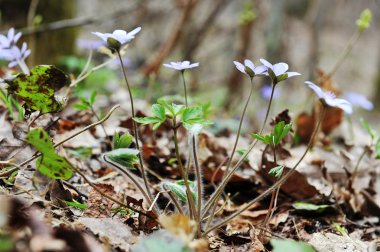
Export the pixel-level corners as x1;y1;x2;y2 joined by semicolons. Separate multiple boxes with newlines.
203;108;326;236
259;144;278;239
172;118;197;220
202;83;276;221
192;135;203;238
328;30;361;78
116;50;155;207
204;77;254;229
351;146;369;186
180;71;188;107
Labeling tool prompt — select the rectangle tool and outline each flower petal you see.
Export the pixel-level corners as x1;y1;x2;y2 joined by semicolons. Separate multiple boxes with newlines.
92;32;108;42
286;72;301;78
233;61;246;74
273;63;287;76
254;65;268;75
333;99;353;114
128;27;142;37
244;59;255;70
260;58;272;68
305;81;324;99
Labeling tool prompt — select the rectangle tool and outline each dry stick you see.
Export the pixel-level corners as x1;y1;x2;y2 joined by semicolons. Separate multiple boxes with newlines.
172;120;197;220
72;166;155;220
116;51;155;210
202;84;276;220
0;105;120;177
203;108;326;236
192;135;202;238
103;156;154;212
204;77;254;230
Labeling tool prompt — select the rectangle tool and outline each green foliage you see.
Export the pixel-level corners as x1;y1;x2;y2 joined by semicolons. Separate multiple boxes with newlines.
0;89;24;121
6;65;70;114
181;107;211;130
252;121;292;146
134;103;167;130
104;148;139;169
157;98;184;118
0;235;13;252
66;146;93;159
65;200;88;210
361;118;380;159
356;9;372;32
292;202;331;213
73;91;97;111
163;180;197;204
131;230;193;252
331;222;348;236
269;165;284;178
239;2;256;25
236;149;249;162
270;239;316;252
26;128;73;180
113;132;133;149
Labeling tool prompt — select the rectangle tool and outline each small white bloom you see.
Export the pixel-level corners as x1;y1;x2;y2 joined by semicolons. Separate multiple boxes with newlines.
92;27;141;49
344;92;373;111
260;58;301;84
163;61;199;71
305;81;353;114
0;42;31;68
233;59;267;78
0;28;22;49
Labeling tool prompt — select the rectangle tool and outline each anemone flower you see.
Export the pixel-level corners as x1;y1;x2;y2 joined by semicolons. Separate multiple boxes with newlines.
92;27;141;50
305;81;353;114
233;59;267;78
260;58;301;84
344;92;373;111
0;28;22;49
163;61;199;71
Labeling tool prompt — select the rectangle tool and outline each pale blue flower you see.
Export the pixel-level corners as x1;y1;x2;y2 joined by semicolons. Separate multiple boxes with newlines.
163;61;199;71
260;84;280;100
233;59;267;78
92;27;141;49
305;81;353;114
344;92;373;111
0;28;22;49
260;58;301;84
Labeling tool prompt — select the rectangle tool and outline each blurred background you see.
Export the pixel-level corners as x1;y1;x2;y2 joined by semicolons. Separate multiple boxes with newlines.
1;0;379;128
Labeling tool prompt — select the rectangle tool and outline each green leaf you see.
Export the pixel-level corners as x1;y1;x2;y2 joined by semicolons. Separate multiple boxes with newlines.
163;181;188;202
104;148;139;169
375;139;380;159
252;133;272;145
113;132;133;149
182;107;202;122
151;104;166;121
331;222;348;236
133;116;162;125
26;128;74;180
65;200;88;210
270;239;316;252
360;118;377;140
73;103;90;111
269;165;284;178
89;90;97;105
236;149;249;162
292;202;331;213
66;146;92;158
6;65;70;113
273;121;292;145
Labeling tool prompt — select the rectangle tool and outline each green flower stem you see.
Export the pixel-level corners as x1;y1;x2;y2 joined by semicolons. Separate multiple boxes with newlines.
0;105;120;177
204;77;255;229
192;135;203;238
116;50;155;207
172;118;197;220
203;107;326;236
328;30;361;78
103;156;155;213
202;83;276;220
180;71;188;107
351;146;369;186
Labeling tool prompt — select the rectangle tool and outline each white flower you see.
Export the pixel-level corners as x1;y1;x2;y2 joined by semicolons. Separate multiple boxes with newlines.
260;58;301;84
0;42;31;68
344;92;373;111
163;61;199;71
233;59;267;78
305;81;353;114
92;27;141;49
0;28;22;49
